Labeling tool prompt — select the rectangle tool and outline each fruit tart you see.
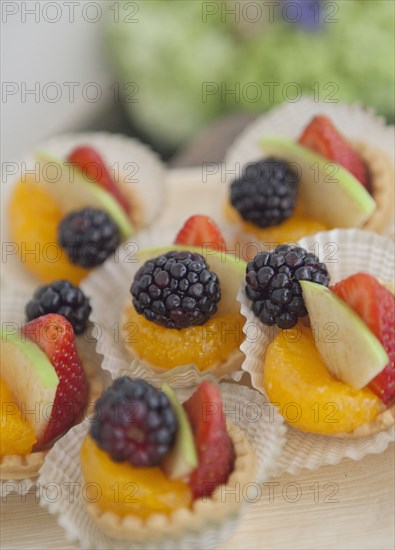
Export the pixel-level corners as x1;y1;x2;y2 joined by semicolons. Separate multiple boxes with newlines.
225;115;394;253
0;312;91;479
242;244;395;437
121;216;246;377
79;377;256;541
7;133;164;285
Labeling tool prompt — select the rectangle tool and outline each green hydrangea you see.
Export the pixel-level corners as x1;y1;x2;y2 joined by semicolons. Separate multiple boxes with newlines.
107;0;394;149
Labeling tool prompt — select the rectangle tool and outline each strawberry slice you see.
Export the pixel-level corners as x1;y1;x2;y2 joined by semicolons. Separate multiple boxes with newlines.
331;273;395;404
175;215;226;250
183;382;235;499
299;115;370;190
22;314;88;446
68;146;131;214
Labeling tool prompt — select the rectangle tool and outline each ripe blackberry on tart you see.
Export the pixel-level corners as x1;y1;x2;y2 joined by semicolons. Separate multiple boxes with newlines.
7;133;164;285
79;377;256;540
121;216;246;376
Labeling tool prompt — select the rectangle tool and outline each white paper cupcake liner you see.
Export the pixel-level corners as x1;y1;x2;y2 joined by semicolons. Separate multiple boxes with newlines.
81;227;244;385
0;288;109;493
239;228;395;475
1;132;166;292
221;98;395;239
37;382;286;549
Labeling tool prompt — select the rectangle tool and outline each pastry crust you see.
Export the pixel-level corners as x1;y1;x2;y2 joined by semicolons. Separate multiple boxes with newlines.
0;363;103;481
354;141;395;234
121;302;245;379
82;421;257;542
329;404;395;439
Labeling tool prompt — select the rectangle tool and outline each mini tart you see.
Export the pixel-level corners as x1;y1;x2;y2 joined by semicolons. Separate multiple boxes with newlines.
5;133;165;286
81;421;256;542
120;247;246;377
223;141;394;251
263;283;395;440
0;364;103;481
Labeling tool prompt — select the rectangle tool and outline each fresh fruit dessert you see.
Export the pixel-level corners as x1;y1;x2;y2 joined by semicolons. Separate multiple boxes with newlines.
8;134;164;285
244;245;395;437
0;313;89;479
80;377;256;540
121;216;246;376
25;279;92;335
226;115;394;251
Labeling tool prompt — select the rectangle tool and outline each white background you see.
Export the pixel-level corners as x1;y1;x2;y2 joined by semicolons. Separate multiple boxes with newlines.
1;1;113;162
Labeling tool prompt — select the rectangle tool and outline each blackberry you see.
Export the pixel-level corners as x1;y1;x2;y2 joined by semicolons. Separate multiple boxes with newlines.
58;207;121;268
246;245;330;329
131;250;221;329
91;377;178;467
25;280;91;335
230;157;299;227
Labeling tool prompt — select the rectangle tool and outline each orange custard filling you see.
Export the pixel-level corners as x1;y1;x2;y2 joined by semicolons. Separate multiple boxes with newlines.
225;200;328;248
123;305;244;371
80;435;192;518
0;378;36;456
263;324;380;435
9;178;89;284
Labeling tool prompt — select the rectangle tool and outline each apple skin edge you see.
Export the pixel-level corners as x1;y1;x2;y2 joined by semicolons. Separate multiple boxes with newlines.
161;383;198;480
300;281;388;390
0;329;59;443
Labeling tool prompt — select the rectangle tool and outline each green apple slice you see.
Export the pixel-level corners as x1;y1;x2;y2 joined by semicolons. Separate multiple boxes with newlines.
136;246;246;316
261;136;376;227
34;151;134;239
161;383;198;479
300;281;388;389
1;329;59;441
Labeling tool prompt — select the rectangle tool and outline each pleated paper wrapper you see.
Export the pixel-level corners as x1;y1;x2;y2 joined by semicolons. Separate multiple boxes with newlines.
0;289;109;496
1;132;165;292
81;226;245;386
239;229;395;476
37;383;286;550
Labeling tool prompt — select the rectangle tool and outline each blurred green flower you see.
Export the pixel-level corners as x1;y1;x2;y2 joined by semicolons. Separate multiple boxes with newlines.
107;0;394;149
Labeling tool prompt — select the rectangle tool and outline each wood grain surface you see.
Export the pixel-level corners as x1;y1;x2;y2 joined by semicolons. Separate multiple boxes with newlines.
1;447;394;550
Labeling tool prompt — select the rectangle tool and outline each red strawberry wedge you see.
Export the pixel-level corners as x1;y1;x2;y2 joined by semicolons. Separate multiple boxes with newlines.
331;273;395;404
299;115;370;191
183;382;235;499
175;215;226;251
22;314;89;446
68;146;131;214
